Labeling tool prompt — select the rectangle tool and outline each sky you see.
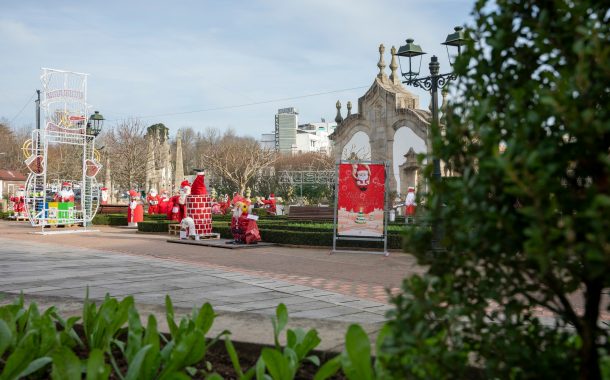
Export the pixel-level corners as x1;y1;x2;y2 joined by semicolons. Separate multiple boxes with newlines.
1;0;474;140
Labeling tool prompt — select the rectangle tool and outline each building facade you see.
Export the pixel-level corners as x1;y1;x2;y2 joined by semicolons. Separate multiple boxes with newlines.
274;107;298;154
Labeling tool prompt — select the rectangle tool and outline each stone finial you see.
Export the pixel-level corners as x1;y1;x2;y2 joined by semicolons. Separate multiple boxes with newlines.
335;100;343;124
389;46;399;84
377;44;387;81
346;101;352;117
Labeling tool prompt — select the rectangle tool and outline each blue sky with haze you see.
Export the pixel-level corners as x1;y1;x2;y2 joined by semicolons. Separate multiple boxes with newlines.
1;0;473;138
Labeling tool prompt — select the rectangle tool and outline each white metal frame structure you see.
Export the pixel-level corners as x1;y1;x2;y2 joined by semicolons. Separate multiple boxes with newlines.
24;69;101;229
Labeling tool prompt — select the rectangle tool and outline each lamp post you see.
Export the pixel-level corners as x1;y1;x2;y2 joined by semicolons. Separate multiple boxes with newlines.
86;111;104;137
396;26;469;250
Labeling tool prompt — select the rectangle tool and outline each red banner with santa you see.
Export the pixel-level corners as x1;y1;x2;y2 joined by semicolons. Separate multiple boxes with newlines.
337;162;386;237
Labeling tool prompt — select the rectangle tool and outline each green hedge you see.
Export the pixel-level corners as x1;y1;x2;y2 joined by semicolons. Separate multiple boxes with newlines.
92;212;171;226
213;224;404;249
91;213;127;226
138;220;178;233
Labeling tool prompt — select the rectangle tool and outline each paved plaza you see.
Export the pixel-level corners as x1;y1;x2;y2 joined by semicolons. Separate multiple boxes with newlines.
0;221;422;349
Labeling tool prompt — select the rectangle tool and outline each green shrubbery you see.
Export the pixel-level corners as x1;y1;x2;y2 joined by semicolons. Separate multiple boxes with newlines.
138;220;178;233
0;293;388;379
384;0;610;378
212;223;404;249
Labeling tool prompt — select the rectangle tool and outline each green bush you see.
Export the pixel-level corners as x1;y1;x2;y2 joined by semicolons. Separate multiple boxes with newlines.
144;213;169;221
91;213;128;226
213;224;404;249
382;1;610;378
137;220;178;233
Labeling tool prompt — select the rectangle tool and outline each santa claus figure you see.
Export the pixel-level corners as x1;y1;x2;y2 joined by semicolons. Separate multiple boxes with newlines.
127;189;144;227
146;188;160;215
352;164;371;191
10;187;26;218
100;187;109;205
219;194;231;215
170;180;190;222
405;187;416;224
190;169;207;195
55;182;75;203
262;193;277;215
230;202;261;244
158;189;172;217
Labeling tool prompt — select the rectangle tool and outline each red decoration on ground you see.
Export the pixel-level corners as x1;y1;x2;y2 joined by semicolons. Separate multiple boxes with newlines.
127;189;144;226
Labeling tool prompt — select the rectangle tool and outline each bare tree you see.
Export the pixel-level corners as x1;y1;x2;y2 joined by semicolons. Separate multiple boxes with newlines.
104;119;147;190
0;119;29;173
200;129;277;194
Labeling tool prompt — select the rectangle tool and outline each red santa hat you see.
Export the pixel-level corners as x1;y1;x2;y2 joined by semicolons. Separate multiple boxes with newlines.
180;180;190;188
356;164;369;174
62;182;72;187
269;193;275;199
101;187;108;191
129;189;138;197
408;186;415;192
18;186;25;190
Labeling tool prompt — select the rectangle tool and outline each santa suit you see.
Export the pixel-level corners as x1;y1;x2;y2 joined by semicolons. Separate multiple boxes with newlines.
170;180;191;221
239;213;261;244
146;193;160;214
158;193;172;216
10;192;25;215
55;189;75;203
405;189;416;216
127;193;144;225
262;194;277;215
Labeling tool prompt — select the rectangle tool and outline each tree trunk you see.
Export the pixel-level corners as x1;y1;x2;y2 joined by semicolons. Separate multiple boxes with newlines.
580;279;602;380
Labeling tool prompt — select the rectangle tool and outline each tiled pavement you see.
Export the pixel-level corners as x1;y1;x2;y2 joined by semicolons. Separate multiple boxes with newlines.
0;237;392;324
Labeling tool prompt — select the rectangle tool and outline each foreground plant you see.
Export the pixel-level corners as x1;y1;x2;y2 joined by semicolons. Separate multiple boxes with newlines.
387;0;610;379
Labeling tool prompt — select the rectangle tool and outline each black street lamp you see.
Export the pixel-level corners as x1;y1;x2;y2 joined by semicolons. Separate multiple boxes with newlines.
86;111;105;137
396;26;469;250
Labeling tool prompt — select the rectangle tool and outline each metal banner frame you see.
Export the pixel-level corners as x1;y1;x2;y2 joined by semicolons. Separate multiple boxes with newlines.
332;160;389;256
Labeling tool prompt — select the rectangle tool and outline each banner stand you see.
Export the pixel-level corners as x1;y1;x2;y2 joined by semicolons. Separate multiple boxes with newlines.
331;160;389;256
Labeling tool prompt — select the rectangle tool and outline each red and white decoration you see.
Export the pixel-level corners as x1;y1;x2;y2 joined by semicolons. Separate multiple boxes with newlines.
127;189;144;227
170;180;190;222
10;187;26;218
146;188;160;215
54;182;75;203
185;194;213;236
405;186;416;218
100;187;109;205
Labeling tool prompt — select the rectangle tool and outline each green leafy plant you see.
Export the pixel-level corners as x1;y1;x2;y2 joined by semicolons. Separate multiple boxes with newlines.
383;0;610;378
82;290;134;352
225;303;322;380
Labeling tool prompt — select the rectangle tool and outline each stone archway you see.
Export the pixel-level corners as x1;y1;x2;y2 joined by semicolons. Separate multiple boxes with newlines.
330;44;430;194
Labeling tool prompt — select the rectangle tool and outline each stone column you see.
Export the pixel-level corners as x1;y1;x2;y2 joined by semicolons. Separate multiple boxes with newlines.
174;129;184;192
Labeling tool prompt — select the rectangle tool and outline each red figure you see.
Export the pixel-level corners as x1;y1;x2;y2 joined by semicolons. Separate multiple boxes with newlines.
170;180;190;222
54;182;75;203
262;193;277;215
127;189;144;226
10;187;26;217
146;189;160;215
158;189;172;217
